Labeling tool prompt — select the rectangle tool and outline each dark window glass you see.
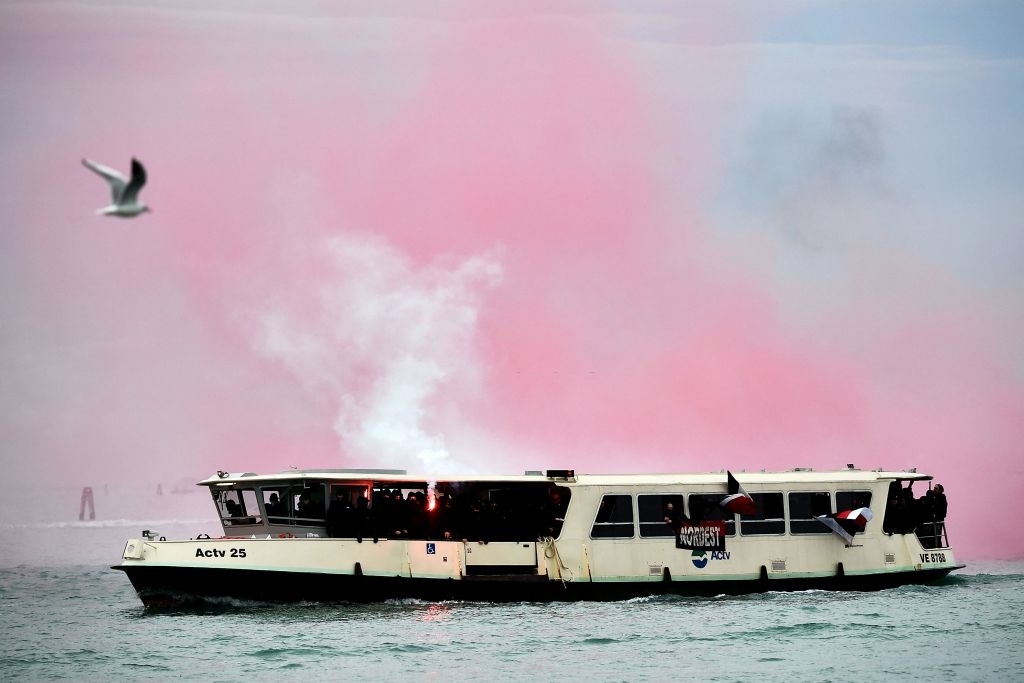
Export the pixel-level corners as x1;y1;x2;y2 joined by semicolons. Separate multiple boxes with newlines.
217;488;261;526
788;492;832;534
740;492;785;535
239;489;262;524
591;494;634;538
638;494;685;537
836;490;872;512
289;483;326;525
261;487;290;522
687;493;736;535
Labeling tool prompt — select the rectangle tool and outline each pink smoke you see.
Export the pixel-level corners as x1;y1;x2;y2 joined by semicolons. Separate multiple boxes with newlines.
2;3;1020;558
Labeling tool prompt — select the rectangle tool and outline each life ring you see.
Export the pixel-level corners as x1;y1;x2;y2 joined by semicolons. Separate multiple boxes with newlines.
277;533;295;539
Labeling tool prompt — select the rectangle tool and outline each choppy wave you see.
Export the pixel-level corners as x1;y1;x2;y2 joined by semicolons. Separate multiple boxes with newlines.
0;560;1021;681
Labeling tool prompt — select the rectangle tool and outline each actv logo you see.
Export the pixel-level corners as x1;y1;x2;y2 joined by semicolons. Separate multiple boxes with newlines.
691;549;731;568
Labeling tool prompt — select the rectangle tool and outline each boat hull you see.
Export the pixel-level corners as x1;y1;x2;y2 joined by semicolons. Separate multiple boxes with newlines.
115;564;962;607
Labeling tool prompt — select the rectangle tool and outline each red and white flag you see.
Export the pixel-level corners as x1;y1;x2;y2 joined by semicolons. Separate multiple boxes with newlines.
836;507;873;528
720;471;757;516
817;507;873;544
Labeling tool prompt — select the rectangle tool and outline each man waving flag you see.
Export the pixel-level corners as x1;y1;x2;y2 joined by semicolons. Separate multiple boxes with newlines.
720;471;757;516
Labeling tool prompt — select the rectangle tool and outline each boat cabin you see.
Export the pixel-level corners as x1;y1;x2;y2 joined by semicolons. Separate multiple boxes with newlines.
202;467;948;550
206;469;572;543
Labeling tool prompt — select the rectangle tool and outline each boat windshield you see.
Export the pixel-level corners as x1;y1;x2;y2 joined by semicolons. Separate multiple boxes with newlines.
213;488;262;526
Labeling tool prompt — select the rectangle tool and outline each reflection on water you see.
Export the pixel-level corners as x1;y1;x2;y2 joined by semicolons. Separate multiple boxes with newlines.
417;602;454;623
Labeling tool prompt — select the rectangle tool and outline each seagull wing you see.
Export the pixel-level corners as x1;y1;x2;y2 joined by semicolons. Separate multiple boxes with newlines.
121;158;148;204
82;158;128;203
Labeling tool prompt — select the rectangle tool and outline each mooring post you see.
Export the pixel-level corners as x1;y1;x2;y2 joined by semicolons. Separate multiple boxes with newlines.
79;487;95;521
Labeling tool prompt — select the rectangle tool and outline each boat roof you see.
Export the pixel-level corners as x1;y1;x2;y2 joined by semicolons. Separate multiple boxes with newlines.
198;467;933;487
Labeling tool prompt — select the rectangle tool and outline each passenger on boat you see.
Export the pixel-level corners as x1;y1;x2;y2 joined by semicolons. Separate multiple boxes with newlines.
435;493;454;540
663;501;686;536
551;491;567;522
407;491;428;538
901;486;920;533
296;492;319;519
225;499;242;517
541;490;568;537
392;489;410;538
933;484;947;521
265;493;285;517
326;490;353;538
430;491;451;539
353;495;377;543
919;484;949;548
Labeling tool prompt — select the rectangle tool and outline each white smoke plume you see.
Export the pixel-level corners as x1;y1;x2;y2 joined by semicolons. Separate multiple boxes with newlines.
253;231;503;473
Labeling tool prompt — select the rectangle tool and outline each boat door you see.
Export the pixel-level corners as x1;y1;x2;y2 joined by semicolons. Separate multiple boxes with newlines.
463;541;538;576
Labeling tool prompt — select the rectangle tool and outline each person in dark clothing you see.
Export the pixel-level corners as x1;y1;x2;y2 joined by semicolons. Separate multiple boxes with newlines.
225;499;242;517
353;494;377;543
264;493;285;517
297;492;320;519
663;501;685;535
326;490;353;538
933;484;948;521
930;483;949;547
899;486;919;533
664;500;689;546
883;481;904;534
407;491;428;539
540;489;569;538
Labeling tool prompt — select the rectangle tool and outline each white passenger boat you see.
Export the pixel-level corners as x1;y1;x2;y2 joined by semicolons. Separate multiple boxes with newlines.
114;467;962;606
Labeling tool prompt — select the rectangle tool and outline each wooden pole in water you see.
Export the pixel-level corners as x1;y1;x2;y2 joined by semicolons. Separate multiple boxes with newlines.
79;487;95;521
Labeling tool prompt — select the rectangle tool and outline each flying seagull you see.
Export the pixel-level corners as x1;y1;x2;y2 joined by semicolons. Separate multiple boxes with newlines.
82;157;151;217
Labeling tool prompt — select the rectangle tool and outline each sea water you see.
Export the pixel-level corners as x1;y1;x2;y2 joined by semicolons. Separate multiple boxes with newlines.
1;518;1022;682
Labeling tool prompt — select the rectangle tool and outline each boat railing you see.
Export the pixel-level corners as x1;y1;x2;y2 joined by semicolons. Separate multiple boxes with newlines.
915;520;948;549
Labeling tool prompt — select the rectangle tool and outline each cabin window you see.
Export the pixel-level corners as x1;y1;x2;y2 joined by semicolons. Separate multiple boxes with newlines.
739;492;785;535
788;492;832;534
836;490;872;512
371;482;430;539
288;483;327;525
638;494;685;537
261;487;290;522
591;494;634;538
361;480;567;542
686;494;736;535
216;488;261;526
